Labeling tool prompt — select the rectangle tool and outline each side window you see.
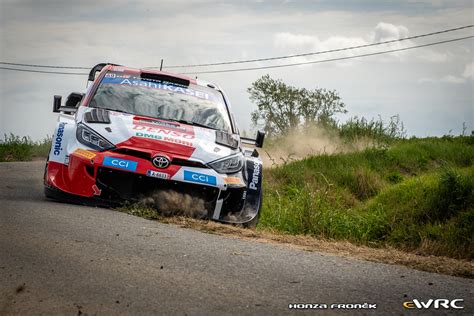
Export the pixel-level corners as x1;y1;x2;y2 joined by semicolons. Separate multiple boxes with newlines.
65;92;85;108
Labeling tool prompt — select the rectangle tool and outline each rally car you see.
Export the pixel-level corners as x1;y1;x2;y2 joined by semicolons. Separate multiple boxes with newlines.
44;63;265;227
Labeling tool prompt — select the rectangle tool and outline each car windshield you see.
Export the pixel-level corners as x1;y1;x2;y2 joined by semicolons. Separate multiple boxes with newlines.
89;71;232;132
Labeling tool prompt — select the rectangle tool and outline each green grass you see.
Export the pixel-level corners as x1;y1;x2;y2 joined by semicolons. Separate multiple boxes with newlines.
0;134;51;162
260;136;474;259
337;114;406;144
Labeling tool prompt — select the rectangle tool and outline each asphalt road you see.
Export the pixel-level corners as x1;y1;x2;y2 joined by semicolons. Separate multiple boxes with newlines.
0;161;472;315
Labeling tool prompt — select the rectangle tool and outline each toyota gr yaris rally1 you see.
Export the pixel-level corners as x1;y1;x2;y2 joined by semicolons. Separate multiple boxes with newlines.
44;63;264;227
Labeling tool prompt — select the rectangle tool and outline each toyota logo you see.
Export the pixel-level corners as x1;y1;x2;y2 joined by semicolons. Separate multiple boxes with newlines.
152;155;170;169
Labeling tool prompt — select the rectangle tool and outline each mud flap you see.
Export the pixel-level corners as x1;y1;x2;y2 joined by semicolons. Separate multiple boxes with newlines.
217;158;262;224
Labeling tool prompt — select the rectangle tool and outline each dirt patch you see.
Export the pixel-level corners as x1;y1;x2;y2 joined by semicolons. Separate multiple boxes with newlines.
139;191;207;219
158;216;474;279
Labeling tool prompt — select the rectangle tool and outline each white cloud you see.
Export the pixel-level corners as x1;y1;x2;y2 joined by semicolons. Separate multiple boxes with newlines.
417;50;450;63
418;75;466;84
0;2;472;138
419;62;474;84
272;22;455;66
372;22;409;42
462;62;473;78
440;75;466;84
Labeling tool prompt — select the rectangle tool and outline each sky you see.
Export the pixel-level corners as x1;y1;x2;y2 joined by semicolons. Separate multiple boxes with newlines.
0;0;473;140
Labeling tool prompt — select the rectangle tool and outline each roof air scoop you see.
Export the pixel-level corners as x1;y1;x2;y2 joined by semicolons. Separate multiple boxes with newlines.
140;72;190;87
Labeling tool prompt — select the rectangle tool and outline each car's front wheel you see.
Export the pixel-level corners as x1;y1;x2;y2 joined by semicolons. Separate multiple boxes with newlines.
242;190;262;229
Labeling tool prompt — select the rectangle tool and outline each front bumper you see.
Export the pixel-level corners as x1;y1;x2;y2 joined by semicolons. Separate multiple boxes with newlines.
45;148;260;224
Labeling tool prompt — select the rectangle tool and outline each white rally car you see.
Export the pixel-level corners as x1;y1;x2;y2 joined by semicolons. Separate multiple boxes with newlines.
44;63;265;227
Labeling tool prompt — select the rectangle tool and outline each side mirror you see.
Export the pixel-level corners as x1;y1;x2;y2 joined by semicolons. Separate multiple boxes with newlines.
255;130;265;148
53;93;82;114
53;95;62;113
240;130;265;148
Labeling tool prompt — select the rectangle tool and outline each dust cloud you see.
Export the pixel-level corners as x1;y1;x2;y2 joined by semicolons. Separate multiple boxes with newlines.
261;125;373;167
140;190;208;219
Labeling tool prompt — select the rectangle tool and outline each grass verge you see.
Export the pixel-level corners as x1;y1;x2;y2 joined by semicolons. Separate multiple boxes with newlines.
261;136;473;260
0;134;51;162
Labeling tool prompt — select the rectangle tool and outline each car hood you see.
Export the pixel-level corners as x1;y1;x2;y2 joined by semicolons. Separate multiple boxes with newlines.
77;107;238;163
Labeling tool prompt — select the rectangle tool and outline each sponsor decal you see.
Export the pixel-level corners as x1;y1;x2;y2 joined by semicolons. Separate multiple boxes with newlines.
135;119;186;131
184;170;217;186
135;132;162;140
163;136;193;147
103;157;138;172
249;161;260;190
403;299;463;310
105;73;130;79
53;122;66;156
92;184;101;196
146;170;169;180
101;76;215;101
74;148;96;160
135;132;193;147
224;176;244;185
133;125;194;139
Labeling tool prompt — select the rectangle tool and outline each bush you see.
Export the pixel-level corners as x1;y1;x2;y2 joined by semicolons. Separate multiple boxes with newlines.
432;167;473;221
338;114;406;144
387;171;403;184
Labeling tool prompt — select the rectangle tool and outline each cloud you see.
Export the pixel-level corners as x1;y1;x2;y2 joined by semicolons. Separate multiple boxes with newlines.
440;75;466;84
462;62;473;78
0;2;472;139
274;26;379;67
418;75;466;84
272;22;455;66
416;50;450;63
372;22;409;42
418;62;473;84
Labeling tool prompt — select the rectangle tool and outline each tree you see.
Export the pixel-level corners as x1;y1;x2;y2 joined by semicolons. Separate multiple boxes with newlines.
248;75;346;136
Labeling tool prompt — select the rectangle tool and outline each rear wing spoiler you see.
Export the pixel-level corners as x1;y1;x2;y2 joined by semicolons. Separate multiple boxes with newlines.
241;131;265;148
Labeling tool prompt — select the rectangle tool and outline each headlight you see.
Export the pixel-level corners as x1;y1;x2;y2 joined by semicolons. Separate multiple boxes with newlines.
76;124;114;151
208;153;244;174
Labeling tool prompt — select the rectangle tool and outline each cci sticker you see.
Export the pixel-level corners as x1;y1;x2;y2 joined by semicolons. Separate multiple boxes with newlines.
103;157;138;172
184;170;217;186
146;170;169;180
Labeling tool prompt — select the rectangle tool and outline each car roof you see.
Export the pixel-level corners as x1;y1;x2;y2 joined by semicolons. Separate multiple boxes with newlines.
107;65;220;91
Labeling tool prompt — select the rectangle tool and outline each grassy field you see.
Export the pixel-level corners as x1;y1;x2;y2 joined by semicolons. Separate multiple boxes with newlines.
261;136;473;259
0;134;51;162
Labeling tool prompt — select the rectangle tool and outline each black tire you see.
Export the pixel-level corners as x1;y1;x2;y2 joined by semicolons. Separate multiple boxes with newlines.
43;159;61;200
43;160;55;199
243;190;262;229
